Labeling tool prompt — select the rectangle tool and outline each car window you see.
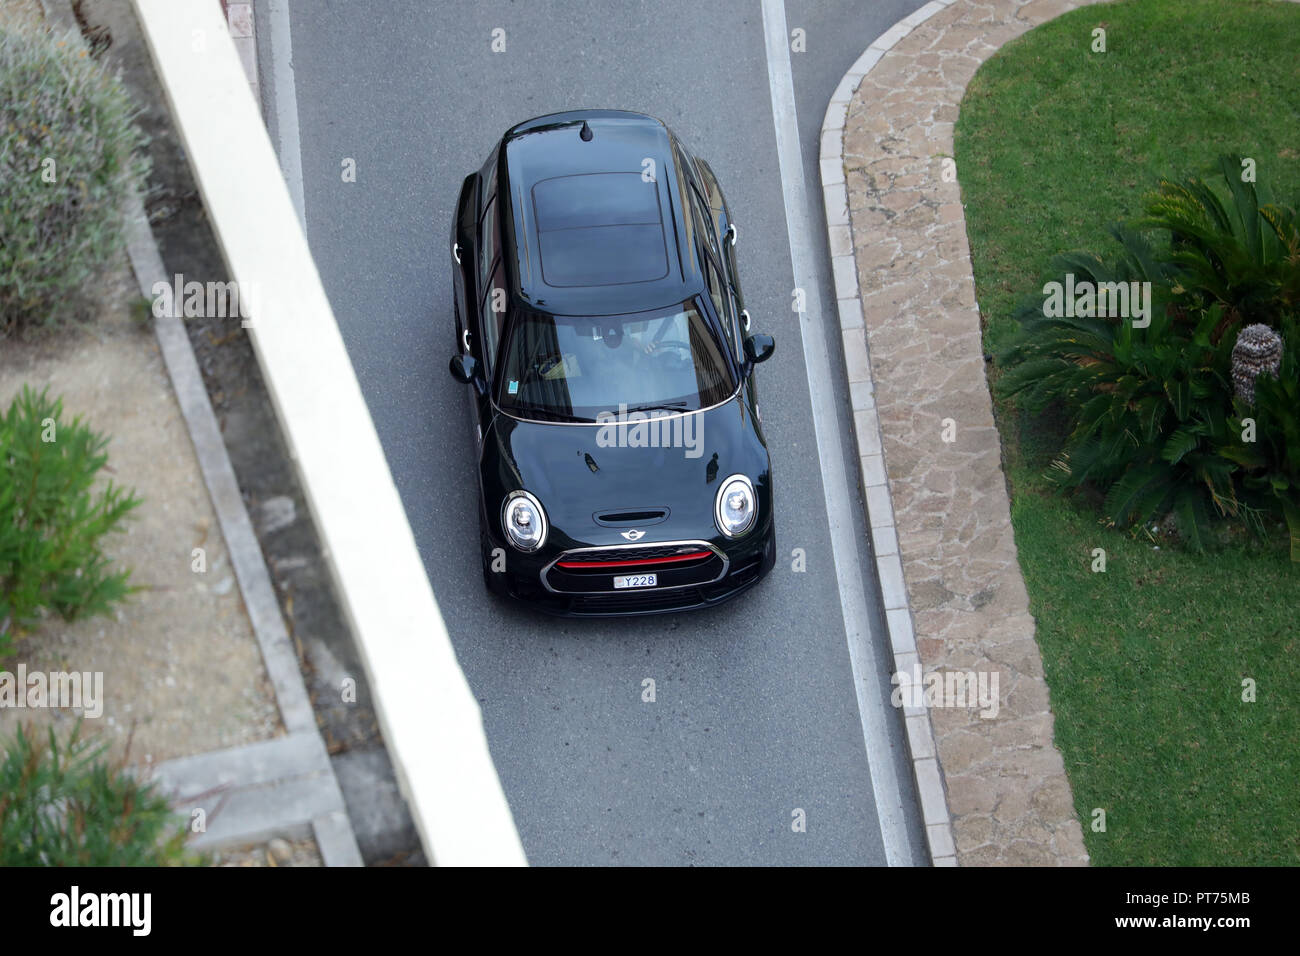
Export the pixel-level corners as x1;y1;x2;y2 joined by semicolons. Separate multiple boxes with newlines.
698;159;725;213
496;299;736;422
479;258;506;370
702;255;738;354
673;143;698;197
478;195;498;284
696;162;730;242
688;185;719;259
481;151;498;199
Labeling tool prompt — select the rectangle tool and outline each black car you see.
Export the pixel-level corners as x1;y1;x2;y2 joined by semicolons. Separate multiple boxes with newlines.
448;109;776;616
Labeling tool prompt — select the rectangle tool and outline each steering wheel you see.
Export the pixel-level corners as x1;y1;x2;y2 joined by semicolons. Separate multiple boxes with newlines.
649;339;693;364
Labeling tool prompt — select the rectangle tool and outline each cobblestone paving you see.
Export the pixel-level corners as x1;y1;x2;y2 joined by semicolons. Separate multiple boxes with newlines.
836;0;1105;865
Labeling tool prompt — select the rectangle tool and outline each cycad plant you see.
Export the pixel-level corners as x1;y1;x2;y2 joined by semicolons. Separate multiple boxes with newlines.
1136;154;1300;330
997;227;1240;550
997;157;1300;555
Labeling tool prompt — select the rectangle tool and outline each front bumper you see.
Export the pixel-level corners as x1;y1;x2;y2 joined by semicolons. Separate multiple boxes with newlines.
485;523;776;617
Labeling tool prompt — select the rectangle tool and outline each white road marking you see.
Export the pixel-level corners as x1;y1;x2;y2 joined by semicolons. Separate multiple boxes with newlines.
760;0;916;867
266;0;307;229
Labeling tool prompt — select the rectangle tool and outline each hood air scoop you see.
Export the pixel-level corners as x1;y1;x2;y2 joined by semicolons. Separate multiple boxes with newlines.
593;508;668;527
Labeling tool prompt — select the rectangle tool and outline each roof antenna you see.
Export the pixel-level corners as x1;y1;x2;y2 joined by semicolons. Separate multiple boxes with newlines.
579;120;593;142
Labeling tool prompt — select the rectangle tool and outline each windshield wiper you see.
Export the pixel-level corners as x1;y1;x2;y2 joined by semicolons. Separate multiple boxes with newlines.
623;401;690;414
509;405;595;424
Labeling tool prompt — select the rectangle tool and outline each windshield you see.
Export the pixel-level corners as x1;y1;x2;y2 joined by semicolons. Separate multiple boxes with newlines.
496;299;737;422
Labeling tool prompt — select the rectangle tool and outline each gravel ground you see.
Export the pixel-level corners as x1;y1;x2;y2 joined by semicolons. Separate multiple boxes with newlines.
0;253;283;765
3;0;423;864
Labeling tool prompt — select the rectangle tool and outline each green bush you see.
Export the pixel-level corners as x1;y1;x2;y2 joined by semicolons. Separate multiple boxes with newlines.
0;386;140;657
0;22;149;334
1137;155;1300;328
0;723;194;866
998;229;1239;549
997;158;1300;555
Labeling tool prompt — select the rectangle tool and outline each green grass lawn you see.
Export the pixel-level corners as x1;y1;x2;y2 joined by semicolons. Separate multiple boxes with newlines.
954;0;1300;865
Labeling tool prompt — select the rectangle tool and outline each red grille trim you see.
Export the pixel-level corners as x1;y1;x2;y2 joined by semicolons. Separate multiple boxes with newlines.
556;550;712;570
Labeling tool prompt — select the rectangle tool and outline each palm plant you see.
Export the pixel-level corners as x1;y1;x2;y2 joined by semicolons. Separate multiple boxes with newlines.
1136;154;1300;331
997;158;1300;556
997;232;1238;548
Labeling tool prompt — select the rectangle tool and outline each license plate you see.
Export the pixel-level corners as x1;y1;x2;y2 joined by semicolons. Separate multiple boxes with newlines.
613;573;658;590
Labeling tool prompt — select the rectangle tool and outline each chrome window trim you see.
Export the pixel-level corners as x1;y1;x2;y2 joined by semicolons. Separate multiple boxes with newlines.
490;387;740;426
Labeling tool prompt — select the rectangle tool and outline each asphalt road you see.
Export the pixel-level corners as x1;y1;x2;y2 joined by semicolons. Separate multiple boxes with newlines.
259;0;929;866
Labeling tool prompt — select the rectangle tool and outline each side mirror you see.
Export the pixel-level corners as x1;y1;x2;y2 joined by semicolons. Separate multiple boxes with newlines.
449;353;479;385
744;333;775;369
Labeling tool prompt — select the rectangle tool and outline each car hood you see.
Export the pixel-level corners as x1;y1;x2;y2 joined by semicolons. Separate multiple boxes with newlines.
480;396;770;548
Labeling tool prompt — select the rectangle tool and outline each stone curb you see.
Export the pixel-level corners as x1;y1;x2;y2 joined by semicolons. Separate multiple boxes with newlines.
820;0;960;869
131;0;527;866
148;731;352;851
819;0;1101;866
122;195;362;866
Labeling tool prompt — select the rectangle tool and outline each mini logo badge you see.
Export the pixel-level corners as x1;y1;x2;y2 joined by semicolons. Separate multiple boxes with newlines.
621;529;645;541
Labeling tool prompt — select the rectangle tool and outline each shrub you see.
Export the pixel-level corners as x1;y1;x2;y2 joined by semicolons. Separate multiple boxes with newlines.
1137;154;1300;329
997;158;1300;556
0;723;194;866
997;229;1240;550
0;386;140;657
0;22;150;334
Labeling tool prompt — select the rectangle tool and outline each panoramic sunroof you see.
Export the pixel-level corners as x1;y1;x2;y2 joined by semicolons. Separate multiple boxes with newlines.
532;173;669;287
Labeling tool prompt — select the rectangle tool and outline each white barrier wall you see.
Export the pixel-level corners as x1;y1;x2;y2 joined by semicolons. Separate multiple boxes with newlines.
131;0;526;867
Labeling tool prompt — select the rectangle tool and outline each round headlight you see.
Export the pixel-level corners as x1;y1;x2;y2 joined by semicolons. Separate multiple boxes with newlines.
502;490;547;552
714;474;757;537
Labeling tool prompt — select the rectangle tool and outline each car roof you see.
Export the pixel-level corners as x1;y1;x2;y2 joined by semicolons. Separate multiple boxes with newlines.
498;110;706;317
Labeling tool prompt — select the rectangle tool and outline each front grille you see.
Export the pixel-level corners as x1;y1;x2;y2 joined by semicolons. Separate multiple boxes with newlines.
556;560;765;616
568;589;704;614
522;530;774;616
543;540;726;595
562;543;708;564
556;550;711;571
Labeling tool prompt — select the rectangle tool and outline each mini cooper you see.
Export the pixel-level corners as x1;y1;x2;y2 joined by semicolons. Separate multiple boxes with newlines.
448;109;775;616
